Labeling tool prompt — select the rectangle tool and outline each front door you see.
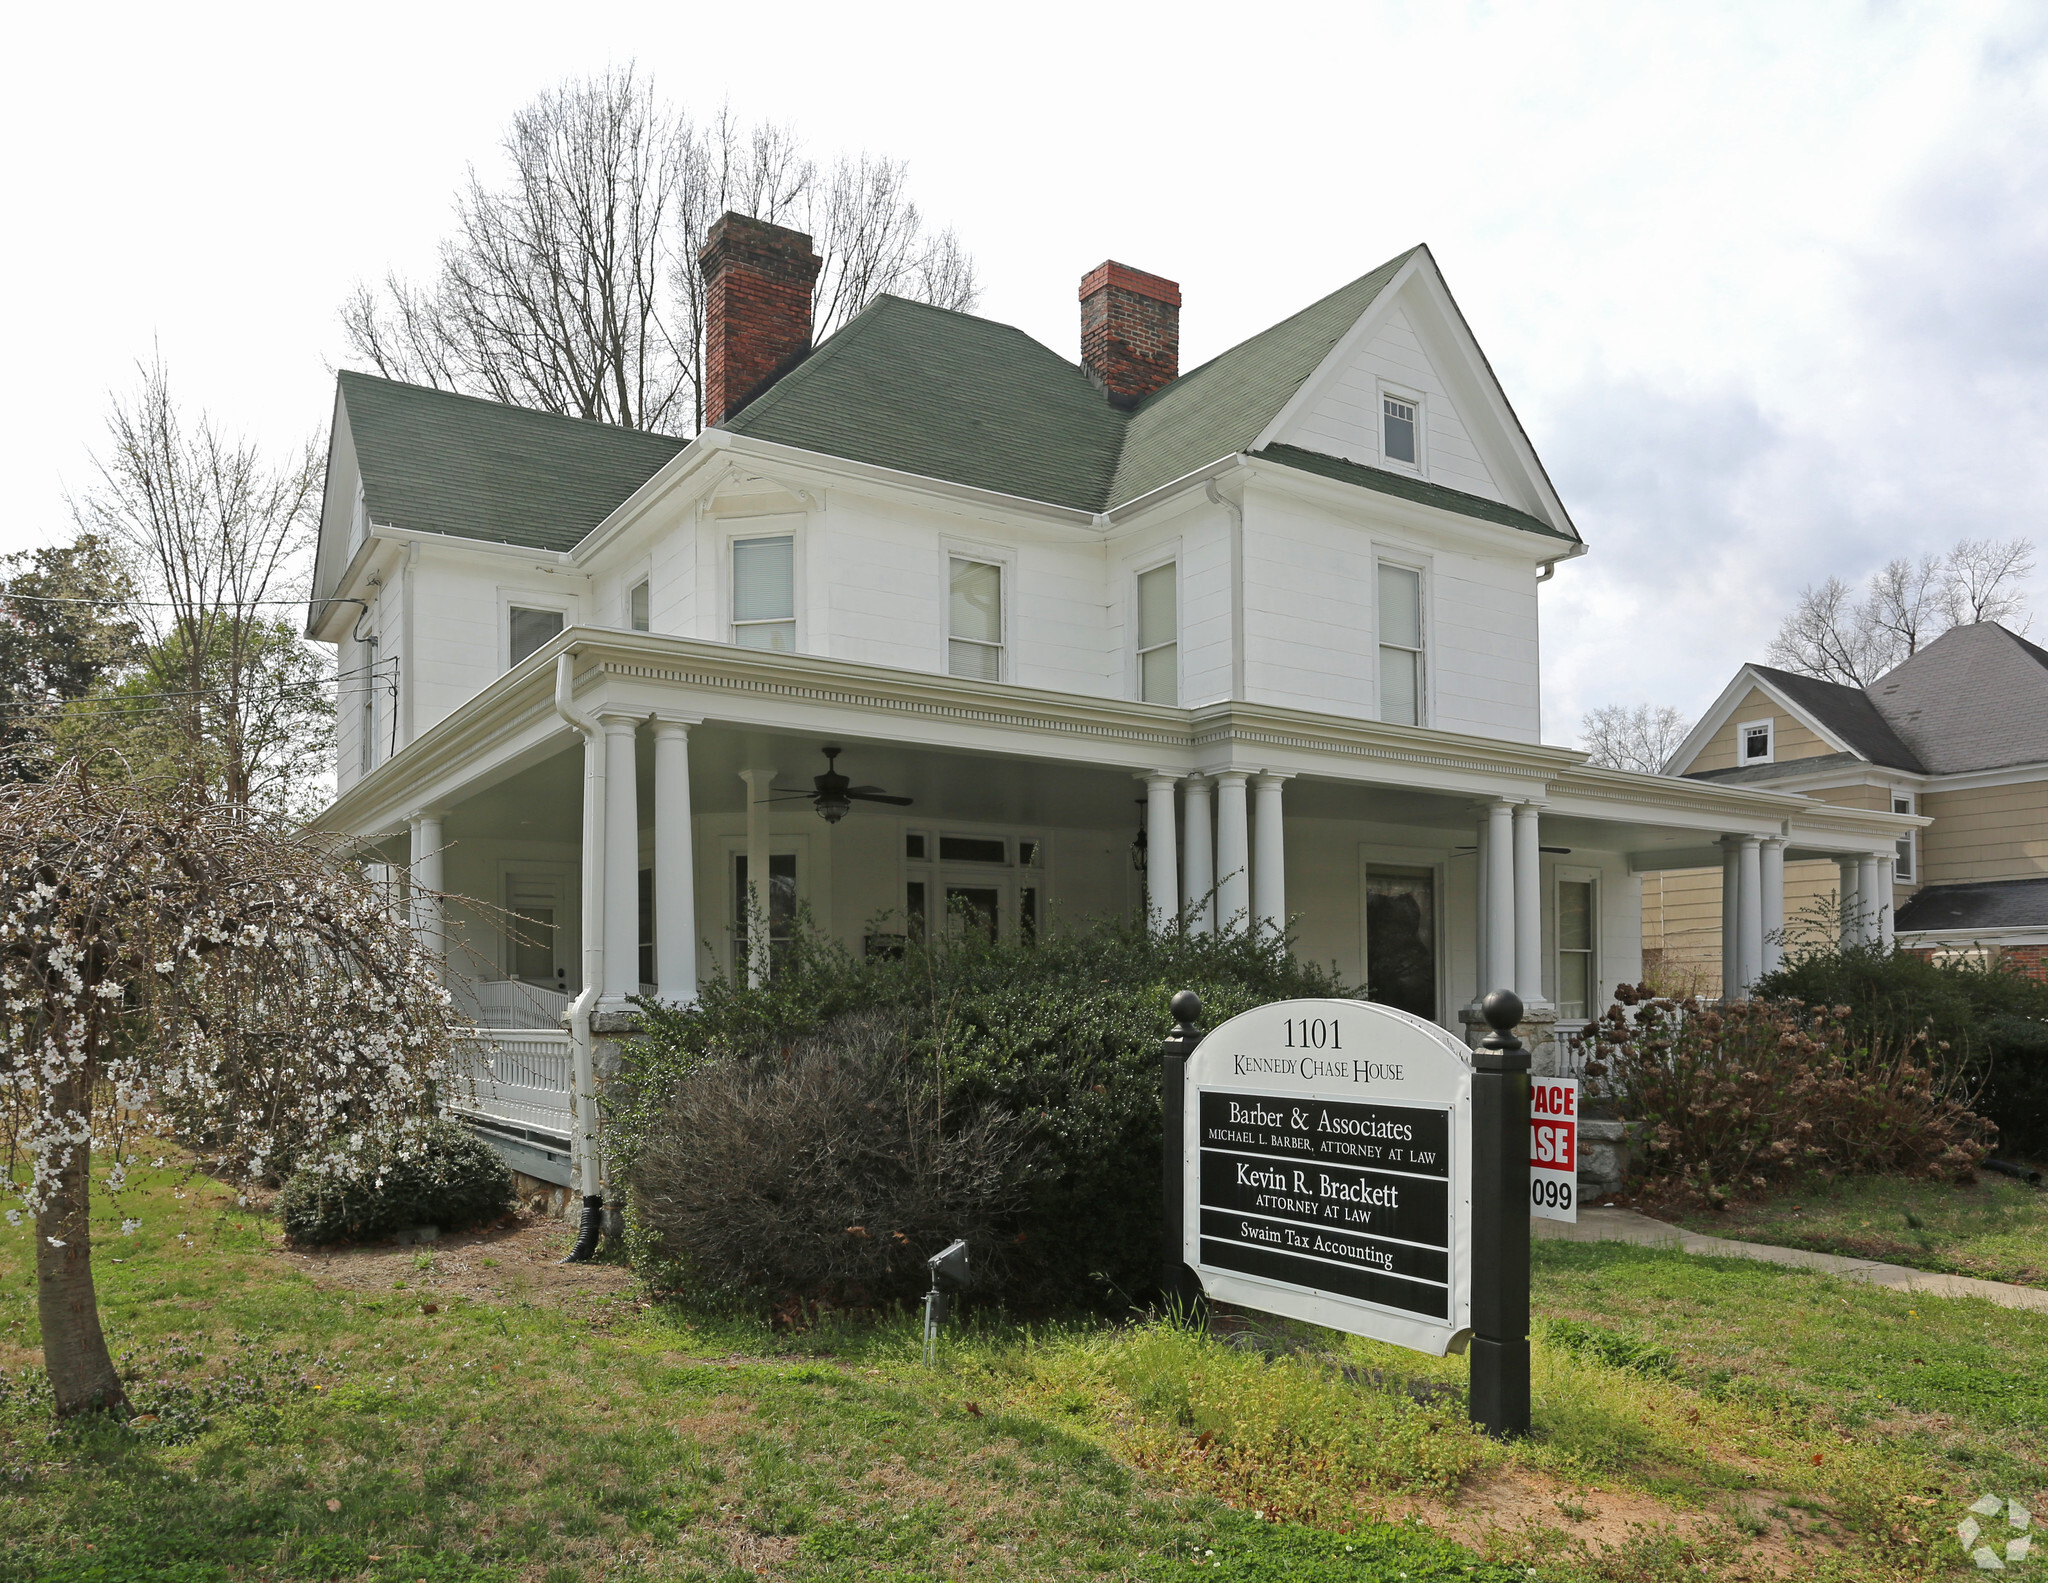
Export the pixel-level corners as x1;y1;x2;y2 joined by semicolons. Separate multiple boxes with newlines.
1364;864;1437;1021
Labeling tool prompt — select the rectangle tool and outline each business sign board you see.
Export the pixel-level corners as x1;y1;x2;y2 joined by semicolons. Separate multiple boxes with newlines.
1529;1076;1579;1224
1184;998;1474;1356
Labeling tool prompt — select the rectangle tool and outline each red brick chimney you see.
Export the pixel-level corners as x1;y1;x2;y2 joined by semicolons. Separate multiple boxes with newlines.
1079;261;1181;407
698;212;824;426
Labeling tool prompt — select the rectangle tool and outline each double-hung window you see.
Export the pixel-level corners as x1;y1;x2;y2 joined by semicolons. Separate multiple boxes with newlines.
509;606;565;667
629;579;650;632
948;557;1003;680
1893;793;1916;880
1378;563;1424;726
1136;561;1177;704
732;536;796;651
1383;394;1419;465
1556;876;1597;1021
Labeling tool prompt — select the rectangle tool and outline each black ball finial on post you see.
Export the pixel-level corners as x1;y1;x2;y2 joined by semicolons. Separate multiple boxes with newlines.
1469;987;1532;1439
1160;989;1206;1319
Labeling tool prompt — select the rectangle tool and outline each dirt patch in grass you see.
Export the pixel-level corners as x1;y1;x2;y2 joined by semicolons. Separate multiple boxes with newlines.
268;1211;637;1308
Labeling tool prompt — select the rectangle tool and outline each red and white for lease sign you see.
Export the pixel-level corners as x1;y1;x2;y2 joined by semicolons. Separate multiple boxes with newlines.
1529;1076;1579;1223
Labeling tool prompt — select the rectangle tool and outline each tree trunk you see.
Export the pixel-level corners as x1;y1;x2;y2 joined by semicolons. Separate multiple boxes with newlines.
34;1078;127;1418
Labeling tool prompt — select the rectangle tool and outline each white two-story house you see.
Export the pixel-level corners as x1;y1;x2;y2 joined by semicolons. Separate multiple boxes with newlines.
306;215;1916;1196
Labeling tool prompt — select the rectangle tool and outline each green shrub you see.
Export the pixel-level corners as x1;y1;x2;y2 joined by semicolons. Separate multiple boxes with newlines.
628;1009;1034;1308
278;1117;513;1246
615;913;1352;1311
1753;941;2048;1158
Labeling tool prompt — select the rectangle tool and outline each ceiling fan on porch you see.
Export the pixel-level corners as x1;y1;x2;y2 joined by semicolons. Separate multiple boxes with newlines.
763;745;914;824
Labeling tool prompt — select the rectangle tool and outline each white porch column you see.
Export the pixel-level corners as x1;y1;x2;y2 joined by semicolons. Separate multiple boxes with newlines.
1472;807;1492;1005
738;766;777;988
1143;773;1180;932
1484;799;1515;995
1837;856;1861;948
652;719;697;1004
1513;802;1547;1008
1214;772;1251;934
1859;855;1884;947
1252;774;1289;942
409;813;444;980
1878;857;1896;949
601;716;640;1008
1737;835;1764;995
1761;837;1787;975
1721;839;1741;1000
1182;776;1215;935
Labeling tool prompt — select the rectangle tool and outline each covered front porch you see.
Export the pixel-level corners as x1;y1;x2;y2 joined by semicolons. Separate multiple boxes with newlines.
316;629;1919;1199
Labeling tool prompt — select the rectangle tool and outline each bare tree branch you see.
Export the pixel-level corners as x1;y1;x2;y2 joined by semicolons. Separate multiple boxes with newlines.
1580;702;1694;774
1943;535;2035;628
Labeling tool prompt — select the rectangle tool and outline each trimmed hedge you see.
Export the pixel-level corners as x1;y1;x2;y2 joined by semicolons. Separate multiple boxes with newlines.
278;1118;514;1246
614;914;1354;1311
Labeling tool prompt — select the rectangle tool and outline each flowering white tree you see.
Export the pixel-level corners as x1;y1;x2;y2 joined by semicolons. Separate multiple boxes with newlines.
1;769;458;1416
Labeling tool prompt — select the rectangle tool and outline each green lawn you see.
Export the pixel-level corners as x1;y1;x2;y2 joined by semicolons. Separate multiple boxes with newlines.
1670;1172;2048;1287
2;1163;2043;1581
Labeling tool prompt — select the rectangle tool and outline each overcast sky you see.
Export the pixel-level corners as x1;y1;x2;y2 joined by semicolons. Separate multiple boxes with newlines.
6;0;2045;742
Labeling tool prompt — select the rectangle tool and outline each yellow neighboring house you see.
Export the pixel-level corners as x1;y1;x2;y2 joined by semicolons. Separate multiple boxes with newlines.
1650;621;2048;993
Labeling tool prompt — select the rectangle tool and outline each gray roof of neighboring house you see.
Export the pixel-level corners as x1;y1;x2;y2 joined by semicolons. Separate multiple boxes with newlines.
1895;877;2048;933
1864;622;2048;773
337;370;686;554
331;251;1577;553
1685;751;1865;785
1746;665;1925;771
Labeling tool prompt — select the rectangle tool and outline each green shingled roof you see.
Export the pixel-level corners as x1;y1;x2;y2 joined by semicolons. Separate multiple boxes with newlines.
338;370;685;553
335;249;1572;550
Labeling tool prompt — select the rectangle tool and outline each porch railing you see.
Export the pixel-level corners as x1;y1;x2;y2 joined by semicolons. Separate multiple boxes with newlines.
446;1029;573;1138
448;977;572;1030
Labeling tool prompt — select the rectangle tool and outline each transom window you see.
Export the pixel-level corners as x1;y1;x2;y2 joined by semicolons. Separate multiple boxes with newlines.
509;606;565;667
948;557;1003;680
1136;561;1178;704
732;536;796;651
1378;563;1424;726
1383;395;1419;465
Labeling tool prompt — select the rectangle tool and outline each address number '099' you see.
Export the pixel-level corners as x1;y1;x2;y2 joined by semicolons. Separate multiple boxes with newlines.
1531;1177;1574;1212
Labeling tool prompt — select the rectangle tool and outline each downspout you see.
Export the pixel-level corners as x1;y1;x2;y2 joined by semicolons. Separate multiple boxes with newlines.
400;541;419;746
551;650;608;1259
1205;470;1247;700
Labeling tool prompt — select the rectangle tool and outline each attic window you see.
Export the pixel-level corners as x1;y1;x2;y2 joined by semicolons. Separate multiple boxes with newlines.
1739;719;1774;765
1383;395;1419;466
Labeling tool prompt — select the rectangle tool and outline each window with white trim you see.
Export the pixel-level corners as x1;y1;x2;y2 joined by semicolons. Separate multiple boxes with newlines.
1739;718;1774;765
948;557;1003;680
1377;562;1424;726
1556;875;1598;1021
508;606;564;667
629;579;650;632
1136;561;1177;704
1383;394;1419;466
731;536;795;651
1893;793;1916;880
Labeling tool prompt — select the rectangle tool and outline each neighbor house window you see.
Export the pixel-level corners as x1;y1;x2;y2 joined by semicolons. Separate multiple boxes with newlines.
1893;793;1916;880
948;557;1003;680
1739;719;1774;765
509;606;565;667
1383;394;1419;465
1557;877;1597;1021
1378;563;1424;726
1136;561;1178;704
732;536;796;651
629;579;650;632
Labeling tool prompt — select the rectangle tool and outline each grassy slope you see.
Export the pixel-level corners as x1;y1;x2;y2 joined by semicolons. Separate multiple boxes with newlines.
1669;1175;2048;1287
1;1165;2043;1581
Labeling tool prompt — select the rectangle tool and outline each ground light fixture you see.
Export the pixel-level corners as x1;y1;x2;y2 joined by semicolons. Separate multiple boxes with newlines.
923;1238;970;1365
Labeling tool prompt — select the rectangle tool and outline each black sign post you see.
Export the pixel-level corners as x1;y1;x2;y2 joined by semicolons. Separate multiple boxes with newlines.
1160;989;1206;1314
1469;988;1531;1438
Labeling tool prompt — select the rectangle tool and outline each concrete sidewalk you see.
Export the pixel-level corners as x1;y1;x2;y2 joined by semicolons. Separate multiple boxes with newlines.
1534;1206;2048;1313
